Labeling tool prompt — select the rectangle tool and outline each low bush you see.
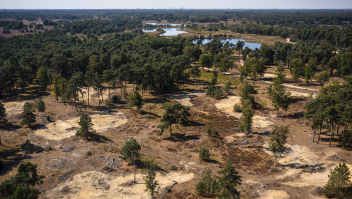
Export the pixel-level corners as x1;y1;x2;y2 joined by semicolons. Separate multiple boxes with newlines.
199;148;210;161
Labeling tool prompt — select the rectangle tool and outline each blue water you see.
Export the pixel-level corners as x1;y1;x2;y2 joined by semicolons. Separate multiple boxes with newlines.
143;28;187;36
193;39;262;50
144;22;182;27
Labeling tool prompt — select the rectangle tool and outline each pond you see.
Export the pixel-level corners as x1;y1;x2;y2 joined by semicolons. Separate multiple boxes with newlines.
143;28;188;37
193;39;262;50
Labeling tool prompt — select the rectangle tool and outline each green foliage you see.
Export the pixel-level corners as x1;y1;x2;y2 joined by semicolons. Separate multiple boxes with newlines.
44;145;53;152
184;45;202;62
199;148;210;161
305;57;318;86
0;162;43;199
20;102;36;127
120;138;141;164
338;52;352;77
76;113;94;139
35;98;45;112
112;94;121;104
159;103;191;137
219;57;233;72
239;81;255;105
127;91;143;112
224;81;231;93
315;70;330;87
271;72;292;116
143;158;160;199
195;169;217;197
0;102;8;127
36;66;49;90
269;125;290;163
206;128;219;137
206;85;224;100
324;163;351;198
240;100;254;147
233;103;242;112
240;57;266;83
216;162;242;199
199;53;213;70
211;71;218;85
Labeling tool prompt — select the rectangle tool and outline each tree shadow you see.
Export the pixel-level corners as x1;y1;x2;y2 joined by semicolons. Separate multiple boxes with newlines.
92;133;113;143
287;111;304;119
163;133;200;142
139;111;160;118
0;142;43;175
204;159;220;164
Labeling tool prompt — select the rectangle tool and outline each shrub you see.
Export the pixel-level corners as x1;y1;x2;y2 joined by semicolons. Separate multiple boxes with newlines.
206;128;219;137
112;94;121;104
44;145;53;152
171;166;178;171
35;98;45;112
233;104;242;112
195;169;217;197
46;115;51;122
206;85;224;100
324;163;351;198
76;113;94;139
224;81;231;93
199;148;210;161
20;102;36;127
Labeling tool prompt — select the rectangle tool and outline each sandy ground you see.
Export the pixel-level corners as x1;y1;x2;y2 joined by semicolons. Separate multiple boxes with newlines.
4;100;33;116
44;171;194;199
259;190;290;199
34;111;127;140
262;141;352;188
215;96;274;128
289;91;317;98
171;91;204;107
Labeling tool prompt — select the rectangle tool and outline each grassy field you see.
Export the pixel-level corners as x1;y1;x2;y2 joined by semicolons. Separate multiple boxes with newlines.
198;71;239;85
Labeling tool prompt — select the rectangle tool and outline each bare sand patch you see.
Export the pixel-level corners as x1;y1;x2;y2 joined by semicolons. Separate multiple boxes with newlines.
215;96;273;128
263;142;352;188
45;171;194;199
289;91;316;98
259;190;290;199
34;111;127;140
171;91;204;107
4;100;33;116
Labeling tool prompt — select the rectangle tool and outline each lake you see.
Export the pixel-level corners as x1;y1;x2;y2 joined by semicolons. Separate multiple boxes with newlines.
143;28;188;37
193;39;262;50
144;22;182;27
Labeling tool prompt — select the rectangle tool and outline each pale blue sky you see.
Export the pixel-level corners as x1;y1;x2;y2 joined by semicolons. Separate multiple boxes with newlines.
1;0;352;9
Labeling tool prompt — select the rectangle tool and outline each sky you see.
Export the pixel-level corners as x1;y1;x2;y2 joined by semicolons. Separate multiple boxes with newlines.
1;0;352;9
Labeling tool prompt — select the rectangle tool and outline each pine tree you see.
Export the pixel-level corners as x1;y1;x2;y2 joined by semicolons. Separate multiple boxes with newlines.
216;162;241;199
35;99;45;112
20;102;36;127
240;100;254;148
159;103;191;138
0;102;7;127
127;91;143;112
269;125;290;163
143;159;159;199
120;138;141;183
195;169;217;197
36;66;49;90
76;113;94;139
324;163;351;198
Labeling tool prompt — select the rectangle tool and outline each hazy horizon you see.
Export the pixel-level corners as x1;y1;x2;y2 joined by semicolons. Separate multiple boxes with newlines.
1;0;352;10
